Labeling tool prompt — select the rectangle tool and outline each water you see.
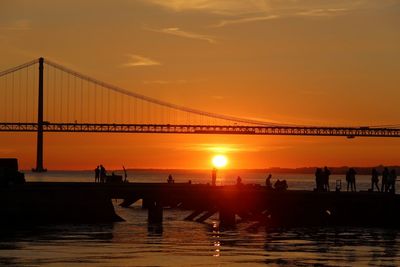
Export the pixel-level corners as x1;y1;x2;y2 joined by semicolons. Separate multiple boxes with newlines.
1;170;399;266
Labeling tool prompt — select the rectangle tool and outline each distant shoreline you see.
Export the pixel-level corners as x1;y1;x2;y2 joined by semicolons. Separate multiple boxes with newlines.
23;166;400;175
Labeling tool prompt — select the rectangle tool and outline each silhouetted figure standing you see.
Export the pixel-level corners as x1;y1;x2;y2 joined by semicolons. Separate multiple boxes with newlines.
211;168;217;186
382;167;389;192
95;166;100;183
122;165;128;183
371;168;380;192
388;169;397;194
236;176;242;186
315;168;323;191
265;174;272;189
347;168;357;192
323;166;331;191
346;169;351;191
167;174;174;184
100;165;106;183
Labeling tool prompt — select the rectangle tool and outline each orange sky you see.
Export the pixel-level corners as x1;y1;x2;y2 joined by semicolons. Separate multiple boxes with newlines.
0;0;399;170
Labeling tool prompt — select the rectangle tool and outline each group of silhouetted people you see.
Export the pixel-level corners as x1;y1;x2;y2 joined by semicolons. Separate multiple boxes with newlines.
167;174;175;184
315;166;331;192
371;167;397;193
94;165;107;183
314;166;397;193
264;174;288;191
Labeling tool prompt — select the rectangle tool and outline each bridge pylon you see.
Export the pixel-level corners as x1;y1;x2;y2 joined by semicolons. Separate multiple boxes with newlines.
32;57;46;172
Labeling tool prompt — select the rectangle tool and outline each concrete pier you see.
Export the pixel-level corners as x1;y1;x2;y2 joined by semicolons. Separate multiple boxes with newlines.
2;182;400;227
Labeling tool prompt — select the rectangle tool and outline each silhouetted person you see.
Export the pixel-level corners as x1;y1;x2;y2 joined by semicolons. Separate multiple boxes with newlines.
265;174;272;189
211;168;217;186
388;169;397;194
382;167;389;192
122;166;128;183
100;165;106;183
95;166;100;183
236;176;242;186
371;168;380;192
347;168;357;192
167;174;174;184
323;166;331;191
315;168;323;191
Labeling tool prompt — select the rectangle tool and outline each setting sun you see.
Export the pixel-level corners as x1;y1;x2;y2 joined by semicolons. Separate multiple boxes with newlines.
212;155;228;168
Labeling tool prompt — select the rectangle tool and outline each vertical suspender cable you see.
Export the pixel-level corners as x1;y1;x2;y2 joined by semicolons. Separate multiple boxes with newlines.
45;64;49;121
94;84;97;123
73;76;76;122
53;67;56;121
81;79;83;122
17;70;21;122
66;73;70;122
11;72;14;121
60;70;63;121
107;87;110;124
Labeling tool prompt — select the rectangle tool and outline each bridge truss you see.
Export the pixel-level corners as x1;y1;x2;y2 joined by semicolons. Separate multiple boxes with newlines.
0;122;399;138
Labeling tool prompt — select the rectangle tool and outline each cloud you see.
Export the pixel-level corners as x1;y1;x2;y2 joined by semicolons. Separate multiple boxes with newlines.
141;0;270;15
148;27;216;43
142;0;397;27
212;14;279;27
121;54;161;67
0;19;31;31
297;8;349;17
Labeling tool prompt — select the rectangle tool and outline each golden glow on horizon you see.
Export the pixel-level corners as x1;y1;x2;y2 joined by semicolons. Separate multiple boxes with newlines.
212;155;228;168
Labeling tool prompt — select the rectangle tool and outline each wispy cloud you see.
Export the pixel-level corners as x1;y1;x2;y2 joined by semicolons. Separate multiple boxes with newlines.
212;14;279;27
148;27;216;43
0;19;31;31
143;0;397;27
121;54;161;67
297;8;349;17
141;0;270;15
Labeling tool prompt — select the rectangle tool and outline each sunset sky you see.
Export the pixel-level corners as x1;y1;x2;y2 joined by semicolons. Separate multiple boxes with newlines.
0;0;399;170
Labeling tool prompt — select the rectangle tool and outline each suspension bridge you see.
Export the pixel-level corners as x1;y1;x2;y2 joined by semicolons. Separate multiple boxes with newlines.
1;57;399;172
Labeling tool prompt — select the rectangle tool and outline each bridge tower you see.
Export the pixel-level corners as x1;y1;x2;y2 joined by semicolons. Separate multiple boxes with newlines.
32;57;46;172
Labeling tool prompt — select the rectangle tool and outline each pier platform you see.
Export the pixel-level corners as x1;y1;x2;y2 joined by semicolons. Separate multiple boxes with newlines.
1;182;399;227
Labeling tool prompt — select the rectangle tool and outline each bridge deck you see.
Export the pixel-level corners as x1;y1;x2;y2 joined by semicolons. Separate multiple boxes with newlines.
1;123;399;137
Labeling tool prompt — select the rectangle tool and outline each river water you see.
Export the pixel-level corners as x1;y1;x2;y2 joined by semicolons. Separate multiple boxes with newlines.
0;170;399;266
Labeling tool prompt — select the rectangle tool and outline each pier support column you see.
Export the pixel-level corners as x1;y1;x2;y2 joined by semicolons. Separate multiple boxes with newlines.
142;198;151;209
148;200;163;224
219;208;236;227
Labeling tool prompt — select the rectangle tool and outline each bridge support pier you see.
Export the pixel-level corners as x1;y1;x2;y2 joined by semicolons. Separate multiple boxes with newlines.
148;200;163;224
33;57;46;172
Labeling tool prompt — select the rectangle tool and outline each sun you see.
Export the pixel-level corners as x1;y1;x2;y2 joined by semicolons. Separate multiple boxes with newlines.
212;155;228;168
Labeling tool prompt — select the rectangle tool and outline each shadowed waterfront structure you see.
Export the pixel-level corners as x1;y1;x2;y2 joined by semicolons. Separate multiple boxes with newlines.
2;181;400;228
